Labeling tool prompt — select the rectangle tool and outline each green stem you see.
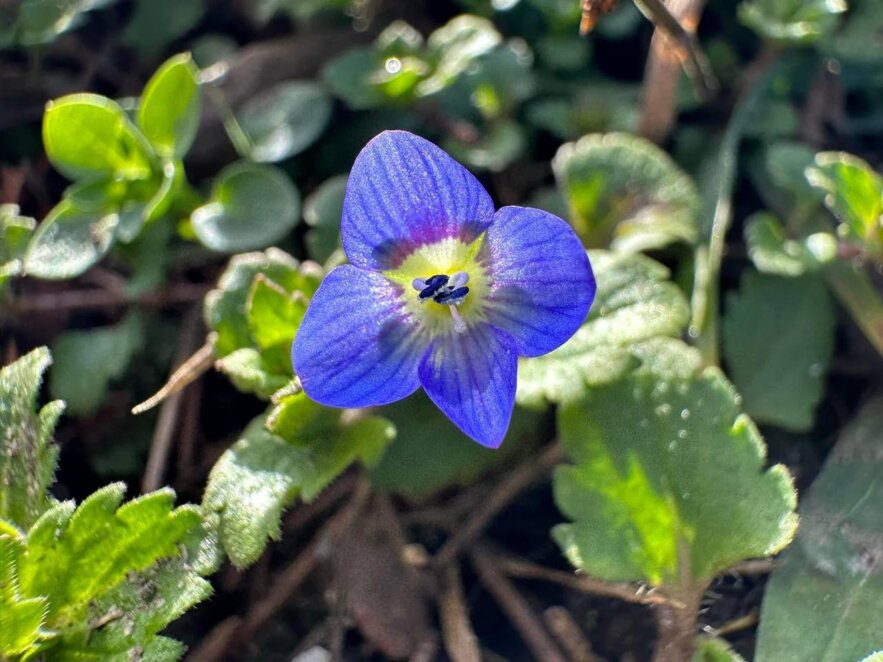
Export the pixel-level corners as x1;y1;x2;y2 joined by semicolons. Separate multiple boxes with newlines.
204;84;254;159
823;260;883;357
690;57;780;367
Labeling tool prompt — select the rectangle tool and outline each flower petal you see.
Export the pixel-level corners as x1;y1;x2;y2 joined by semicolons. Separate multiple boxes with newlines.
418;325;517;448
341;130;495;270
483;206;595;357
292;265;427;407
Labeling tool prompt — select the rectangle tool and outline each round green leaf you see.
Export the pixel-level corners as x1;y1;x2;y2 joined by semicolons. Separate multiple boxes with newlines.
239;81;333;162
42;94;153;182
24;202;118;280
137;53;201;159
191;162;300;252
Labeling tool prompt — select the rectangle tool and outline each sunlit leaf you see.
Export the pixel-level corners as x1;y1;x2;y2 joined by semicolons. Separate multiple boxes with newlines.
203;413;395;567
554;368;797;586
554;132;700;252
0;348;62;530
739;0;847;43
745;212;836;277
137;53;201;159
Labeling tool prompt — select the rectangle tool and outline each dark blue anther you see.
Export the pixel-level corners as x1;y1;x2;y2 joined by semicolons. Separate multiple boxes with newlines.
419;274;449;300
435;286;469;305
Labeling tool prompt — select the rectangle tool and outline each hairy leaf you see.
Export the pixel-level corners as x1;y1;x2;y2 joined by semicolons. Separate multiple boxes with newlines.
757;397;883;662
553;368;797;586
0;347;62;530
554;132;700;252
204;413;394;567
516;250;693;408
722;272;835;431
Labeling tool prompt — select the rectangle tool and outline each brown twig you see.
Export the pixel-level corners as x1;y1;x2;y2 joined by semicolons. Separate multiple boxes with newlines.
191;478;373;662
704;608;759;637
636;0;715;143
439;564;481;662
174;377;203;490
728;558;775;576
142;306;202;493
543;606;600;662
6;282;210;315
132;341;214;415
496;554;672;606
432;442;565;567
470;544;566;662
283;470;358;533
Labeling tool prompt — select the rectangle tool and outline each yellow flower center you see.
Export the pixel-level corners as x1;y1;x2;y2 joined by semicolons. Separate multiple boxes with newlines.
383;234;490;336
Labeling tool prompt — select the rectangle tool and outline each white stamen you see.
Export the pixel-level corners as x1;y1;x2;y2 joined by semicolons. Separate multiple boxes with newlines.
449;305;467;333
411;278;427;291
449;271;470;287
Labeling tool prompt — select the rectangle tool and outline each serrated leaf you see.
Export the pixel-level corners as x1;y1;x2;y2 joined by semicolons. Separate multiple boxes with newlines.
0;347;62;530
757;396;883;662
722;272;835;431
191;161;300;252
24;201;118;280
215;347;290;399
806;151;883;250
0;536;48;657
553;368;797;587
693;635;747;662
137;53;201;159
50;312;145;416
554;132;700;252
4;484;208;660
43;93;153;182
739;0;846;43
516;250;692;408
745;212;836;276
246;275;307;356
18;484;201;626
204;413;395;567
238;81;332;163
371;392;541;499
204;248;321;357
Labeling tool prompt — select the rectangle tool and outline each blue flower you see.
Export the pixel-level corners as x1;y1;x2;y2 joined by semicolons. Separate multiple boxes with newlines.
292;130;595;447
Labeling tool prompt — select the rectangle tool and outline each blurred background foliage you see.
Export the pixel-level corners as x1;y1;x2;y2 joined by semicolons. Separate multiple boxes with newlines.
1;0;882;660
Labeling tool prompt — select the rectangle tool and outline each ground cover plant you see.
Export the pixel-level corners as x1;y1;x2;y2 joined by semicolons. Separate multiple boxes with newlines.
1;0;882;660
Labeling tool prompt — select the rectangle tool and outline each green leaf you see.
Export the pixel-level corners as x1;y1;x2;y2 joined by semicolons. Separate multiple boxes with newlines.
418;15;502;96
15;0;113;46
246;275;307;372
516;250;693;408
553;368;797;587
4;484;209;660
43;93;153;182
371;393;542;499
137;53;201;159
554;132;700;252
304;175;346;262
0;347;62;530
123;0;205;61
49;313;145;416
23;201;118;280
238;81;333;163
0;536;48;657
191;161;300;252
830;0;883;62
806;151;883;249
443;120;525;172
203;413;395;567
745;212;836;277
739;0;847;43
204;248;321;357
214;347;291;399
693;635;747;662
722;272;835;431
0;205;36;286
756;396;883;662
